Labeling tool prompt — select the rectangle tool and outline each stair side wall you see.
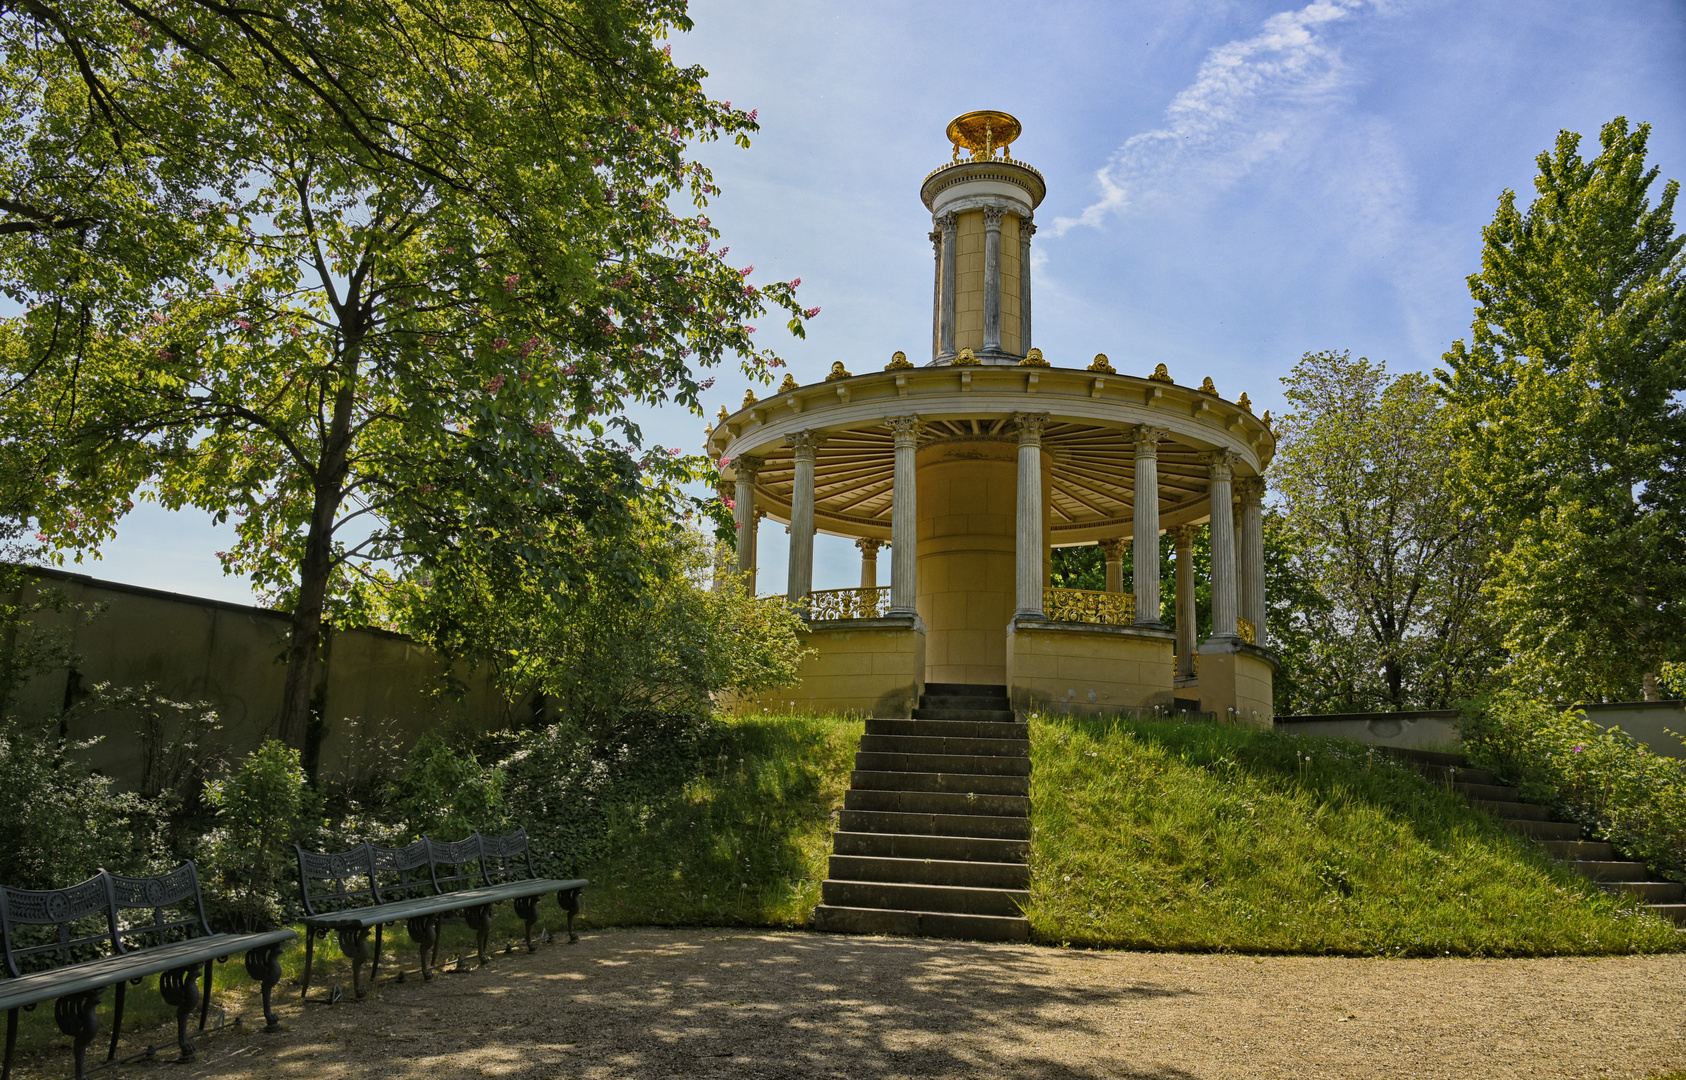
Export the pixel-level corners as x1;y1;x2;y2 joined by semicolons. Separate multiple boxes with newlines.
731;617;926;718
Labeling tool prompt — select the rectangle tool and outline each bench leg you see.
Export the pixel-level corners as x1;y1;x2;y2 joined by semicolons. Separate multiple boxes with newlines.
200;959;214;1032
244;942;286;1032
513;896;540;953
407;914;441;982
302;929;317;1000
5;1006;19;1080
557;887;582;943
371;923;384;987
464;904;493;966
54;988;102;1080
337;927;372;1000
107;980;125;1063
158;966;201;1062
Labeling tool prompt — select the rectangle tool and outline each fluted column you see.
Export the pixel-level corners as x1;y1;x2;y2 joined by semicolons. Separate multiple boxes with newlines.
1014;413;1048;616
1019;219;1035;356
786;432;819;611
983;208;1005;356
1204;451;1241;641
1171;525;1198;677
856;538;883;591
1237;477;1267;640
886;416;922;614
1132;426;1169;627
929;229;942;363
937;214;957;362
1100;537;1127;594
732;455;763;588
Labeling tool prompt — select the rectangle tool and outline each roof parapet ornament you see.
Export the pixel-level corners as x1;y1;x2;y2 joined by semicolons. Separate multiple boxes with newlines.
947;111;1021;164
1020;348;1050;367
1148;363;1173;383
779;373;799;393
1237;392;1252;413
1198;377;1218;396
825;361;852;381
951;347;980;367
885;350;914;370
743;388;758;407
1087;353;1115;373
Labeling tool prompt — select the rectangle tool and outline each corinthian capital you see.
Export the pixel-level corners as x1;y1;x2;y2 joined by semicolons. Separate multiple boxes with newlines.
1235;476;1266;504
1100;537;1129;561
885;415;924;447
785;430;822;459
1132;425;1170;455
983;206;1007;229
732;453;764;479
1201;449;1242;481
855;538;884;557
934;212;957;235
1170;524;1199;547
1012;412;1049;446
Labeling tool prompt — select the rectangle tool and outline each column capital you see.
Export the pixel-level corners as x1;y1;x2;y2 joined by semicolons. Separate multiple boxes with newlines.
983;206;1007;229
1013;412;1049;447
1100;537;1128;561
730;453;764;478
754;508;767;522
1132;425;1170;454
934;212;957;234
1022;218;1037;239
785;430;822;460
1202;449;1242;481
1170;523;1199;547
885;415;924;447
855;537;884;556
1235;476;1266;504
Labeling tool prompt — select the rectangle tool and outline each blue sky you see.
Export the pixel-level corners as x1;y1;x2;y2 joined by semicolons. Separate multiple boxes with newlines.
83;0;1686;605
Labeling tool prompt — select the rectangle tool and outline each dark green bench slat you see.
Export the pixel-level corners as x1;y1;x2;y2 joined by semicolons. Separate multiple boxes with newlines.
0;930;294;1011
302;879;587;931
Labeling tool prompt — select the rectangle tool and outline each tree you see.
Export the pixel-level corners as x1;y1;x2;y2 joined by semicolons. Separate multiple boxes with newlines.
1;0;815;748
1272;350;1502;711
1440;118;1686;702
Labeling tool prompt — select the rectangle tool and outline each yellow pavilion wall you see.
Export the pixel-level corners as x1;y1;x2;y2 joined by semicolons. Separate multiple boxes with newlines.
1197;643;1276;728
952;210;1024;358
733;619;925;718
1006;620;1176;716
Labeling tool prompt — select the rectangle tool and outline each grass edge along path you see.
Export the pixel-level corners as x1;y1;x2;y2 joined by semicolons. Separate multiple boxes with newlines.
1026;713;1685;956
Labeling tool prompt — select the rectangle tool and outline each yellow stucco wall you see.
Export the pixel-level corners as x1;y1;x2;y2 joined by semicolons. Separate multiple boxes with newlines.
1006;621;1176;716
737;620;926;718
954;211;985;353
1000;214;1021;356
1197;643;1276;728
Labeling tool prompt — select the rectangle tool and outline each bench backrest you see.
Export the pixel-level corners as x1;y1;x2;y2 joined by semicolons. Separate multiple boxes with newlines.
0;873;118;978
108;863;213;951
424;835;490;894
477;828;539;886
295;843;380;917
370;839;438;904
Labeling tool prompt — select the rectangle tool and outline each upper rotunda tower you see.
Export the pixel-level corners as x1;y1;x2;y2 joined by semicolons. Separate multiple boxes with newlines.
921;111;1046;365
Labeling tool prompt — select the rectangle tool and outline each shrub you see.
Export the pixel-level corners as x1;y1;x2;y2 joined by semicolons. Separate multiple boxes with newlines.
1458;690;1686;882
385;730;507;841
201;740;318;929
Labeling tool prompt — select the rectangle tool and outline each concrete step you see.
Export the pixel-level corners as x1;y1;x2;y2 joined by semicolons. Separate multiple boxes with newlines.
1504;819;1583;841
1645;904;1686;926
1597;880;1685;904
810;904;1030;942
850;770;1030;797
1418;764;1500;786
839;809;1031;841
828;854;1030;890
820;878;1028;917
920;695;1013;712
859;734;1029;758
870;717;1027;739
1537;840;1618;860
1473;799;1553;820
910;708;1019;724
844;788;1028;818
923;682;1008;698
855;751;1031;776
1572;860;1653;882
832;830;1028;863
1454;781;1523;802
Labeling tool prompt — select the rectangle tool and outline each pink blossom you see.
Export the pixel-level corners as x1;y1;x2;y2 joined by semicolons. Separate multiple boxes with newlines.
804;306;821;318
533;421;554;436
504;274;520;292
155;349;173;362
492;337;510;352
668;447;681;456
719;456;732;467
235;318;253;331
742;325;756;334
150;312;167;323
287;326;301;338
485;375;507;393
790;277;801;288
519;338;538;358
747;108;758;122
739;265;754;278
562;364;578;376
33;532;47;542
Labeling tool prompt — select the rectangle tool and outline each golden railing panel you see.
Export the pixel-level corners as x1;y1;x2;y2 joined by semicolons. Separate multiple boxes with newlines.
807;586;891;621
1042;588;1136;626
1237;617;1256;645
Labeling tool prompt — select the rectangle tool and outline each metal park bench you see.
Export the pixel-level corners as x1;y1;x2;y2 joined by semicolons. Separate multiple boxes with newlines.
295;828;586;1000
0;864;295;1080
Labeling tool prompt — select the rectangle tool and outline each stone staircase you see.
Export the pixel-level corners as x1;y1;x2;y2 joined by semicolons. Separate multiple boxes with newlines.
810;682;1032;941
1388;747;1686;926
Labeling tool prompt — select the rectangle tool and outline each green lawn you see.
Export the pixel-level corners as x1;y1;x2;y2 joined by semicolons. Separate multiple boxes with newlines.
1027;713;1684;955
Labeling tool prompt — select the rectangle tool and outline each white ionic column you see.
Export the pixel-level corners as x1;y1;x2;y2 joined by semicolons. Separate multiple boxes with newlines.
1101;537;1126;594
1020;219;1035;357
886;416;922;614
1014;413;1048;616
929;229;942;363
937;215;957;362
732;454;763;587
1172;525;1197;677
1204;450;1241;641
1237;477;1266;640
1132;426;1169;626
786;432;818;610
856;538;883;590
983;208;1005;356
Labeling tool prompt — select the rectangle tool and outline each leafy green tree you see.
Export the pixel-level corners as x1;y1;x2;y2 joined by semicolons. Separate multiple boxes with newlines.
1440;118;1686;702
201;739;317;929
1274;350;1502;711
1;0;815;748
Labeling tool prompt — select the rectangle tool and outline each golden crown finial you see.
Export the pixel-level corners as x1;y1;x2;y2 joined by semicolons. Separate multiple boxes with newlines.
886;350;913;370
952;346;979;366
1087;353;1115;374
1237;391;1252;412
743;388;758;407
1198;377;1218;396
778;373;798;393
717;405;729;422
946;111;1022;163
1148;363;1173;383
825;361;851;381
1020;348;1050;367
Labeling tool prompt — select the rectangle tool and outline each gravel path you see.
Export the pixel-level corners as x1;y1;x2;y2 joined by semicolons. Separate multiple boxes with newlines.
49;928;1686;1079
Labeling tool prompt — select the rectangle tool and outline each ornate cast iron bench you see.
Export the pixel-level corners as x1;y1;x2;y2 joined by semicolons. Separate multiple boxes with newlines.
295;828;586;1000
0;864;295;1080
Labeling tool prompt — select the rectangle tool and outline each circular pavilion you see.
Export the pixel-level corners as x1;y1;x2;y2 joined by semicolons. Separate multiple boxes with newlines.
708;112;1277;724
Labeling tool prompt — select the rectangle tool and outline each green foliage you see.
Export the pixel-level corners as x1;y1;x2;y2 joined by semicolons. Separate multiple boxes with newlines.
385;731;506;842
201;740;318;929
1027;715;1680;955
1458;691;1686;882
1440;118;1686;701
1273;350;1502;712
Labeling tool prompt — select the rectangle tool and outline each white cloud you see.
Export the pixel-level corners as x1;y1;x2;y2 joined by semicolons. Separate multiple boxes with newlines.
1051;0;1371;235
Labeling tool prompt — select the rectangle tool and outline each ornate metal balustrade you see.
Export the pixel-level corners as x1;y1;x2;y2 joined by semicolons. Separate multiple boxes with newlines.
1237;617;1256;645
1042;588;1137;626
807;586;892;621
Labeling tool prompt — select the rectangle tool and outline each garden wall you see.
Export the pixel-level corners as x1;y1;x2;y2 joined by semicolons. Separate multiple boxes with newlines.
1276;703;1686;759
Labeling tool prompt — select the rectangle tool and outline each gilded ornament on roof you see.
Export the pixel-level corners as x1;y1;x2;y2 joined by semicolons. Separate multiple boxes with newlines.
1087;353;1115;373
946;110;1022;163
825;361;852;381
1148;363;1173;383
742;388;758;407
885;350;914;369
1019;348;1050;367
779;373;798;392
1198;377;1218;396
952;347;979;366
716;405;729;422
1237;392;1252;412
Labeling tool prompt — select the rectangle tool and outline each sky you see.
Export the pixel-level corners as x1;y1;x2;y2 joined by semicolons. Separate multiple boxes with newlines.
78;0;1686;606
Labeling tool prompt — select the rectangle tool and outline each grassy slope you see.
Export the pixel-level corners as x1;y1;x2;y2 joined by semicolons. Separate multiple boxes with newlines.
1028;714;1684;955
